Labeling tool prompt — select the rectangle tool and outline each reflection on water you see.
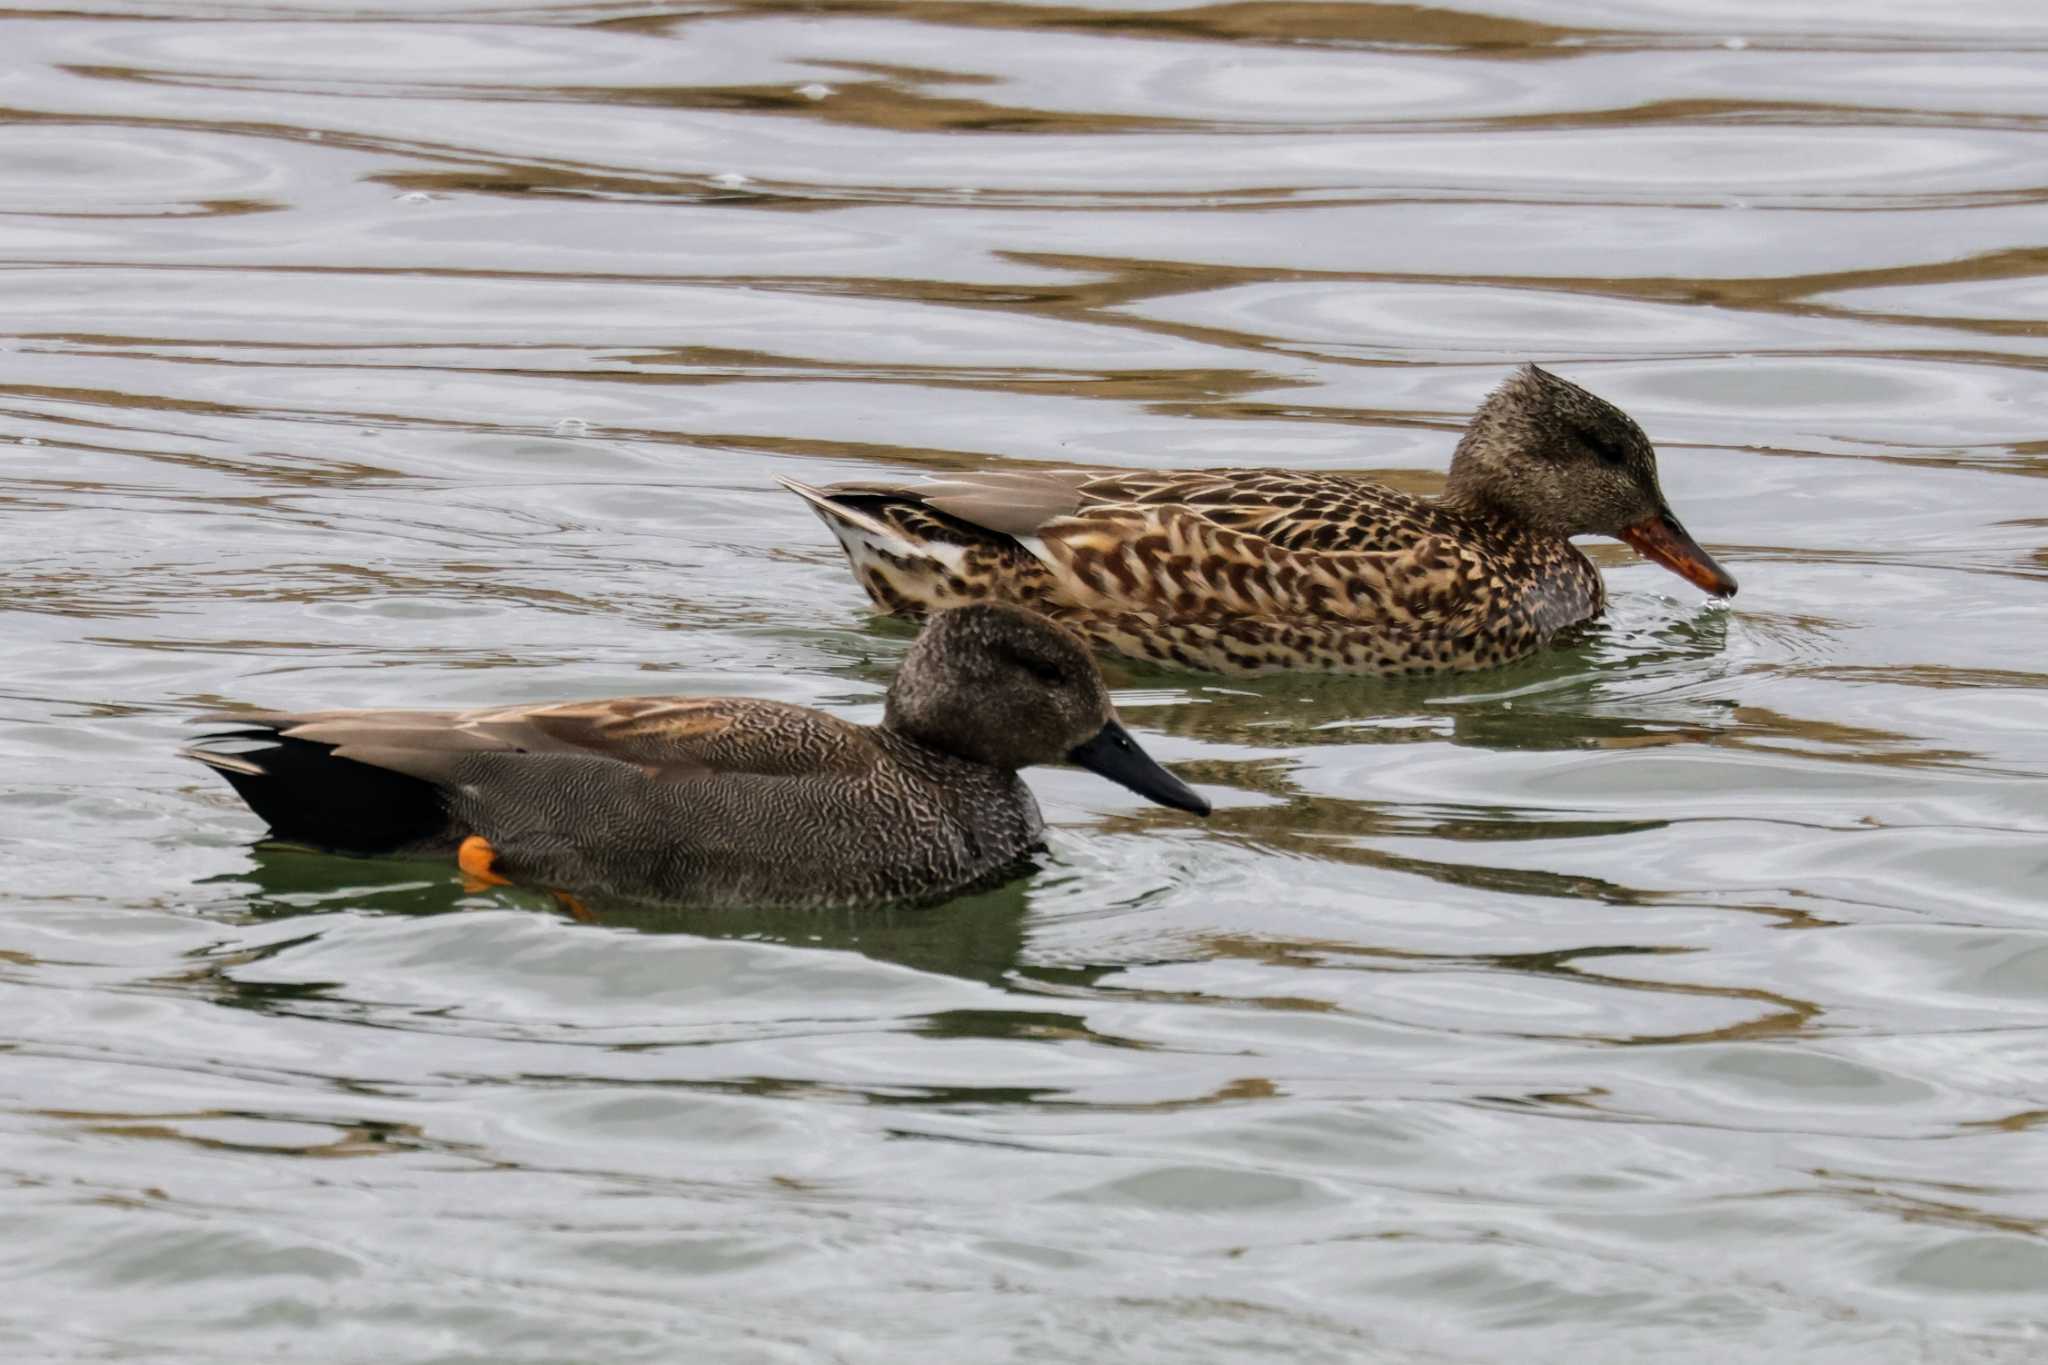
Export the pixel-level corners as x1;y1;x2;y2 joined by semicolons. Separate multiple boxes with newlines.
214;842;1038;989
3;1;2048;1360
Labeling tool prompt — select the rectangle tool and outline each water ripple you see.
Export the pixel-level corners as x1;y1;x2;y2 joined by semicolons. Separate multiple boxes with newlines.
3;2;2046;1361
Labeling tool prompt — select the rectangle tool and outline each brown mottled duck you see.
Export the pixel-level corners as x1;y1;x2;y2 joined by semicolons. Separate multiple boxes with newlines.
781;365;1738;677
186;604;1208;911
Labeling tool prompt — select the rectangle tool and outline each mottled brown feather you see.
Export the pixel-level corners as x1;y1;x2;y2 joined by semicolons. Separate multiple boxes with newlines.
780;366;1738;676
785;468;1601;676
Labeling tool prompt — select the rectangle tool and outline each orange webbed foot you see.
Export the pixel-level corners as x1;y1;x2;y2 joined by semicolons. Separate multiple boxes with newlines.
457;834;512;892
550;890;597;924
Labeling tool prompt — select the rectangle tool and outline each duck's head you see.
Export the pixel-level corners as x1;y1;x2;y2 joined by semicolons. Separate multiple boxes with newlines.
884;603;1209;814
1444;365;1737;598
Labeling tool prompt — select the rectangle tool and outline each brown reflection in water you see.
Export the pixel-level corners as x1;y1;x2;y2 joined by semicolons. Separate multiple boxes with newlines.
1800;664;2048;690
1197;934;1824;1046
1720;704;1983;771
1086;1075;1281;1112
1121;654;2000;775
303;71;1181;137
816;1070;1284;1114
1107;784;1674;900
999;250;2048;388
38;1110;436;1160
0;385;443;485
1147;701;1721;757
1807;1179;2048;1237
1096;788;1836;931
1020;972;1345;1021
370;162;1339;209
1448;98;2048;137
22;246;2036;503
613;2;1588;53
7;550;619;622
1965;1109;2048;1133
616;344;1302;406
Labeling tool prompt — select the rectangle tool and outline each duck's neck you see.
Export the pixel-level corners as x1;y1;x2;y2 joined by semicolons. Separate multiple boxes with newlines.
1436;437;1510;524
874;722;1005;781
1436;434;1571;541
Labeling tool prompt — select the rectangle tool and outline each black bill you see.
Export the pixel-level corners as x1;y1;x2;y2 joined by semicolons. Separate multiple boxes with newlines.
1067;719;1211;816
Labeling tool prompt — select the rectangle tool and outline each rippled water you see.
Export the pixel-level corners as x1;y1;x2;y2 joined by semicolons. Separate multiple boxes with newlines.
4;2;2047;1360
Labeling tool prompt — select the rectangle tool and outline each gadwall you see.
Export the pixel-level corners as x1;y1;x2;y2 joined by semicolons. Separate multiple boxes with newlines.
781;365;1737;676
187;604;1208;910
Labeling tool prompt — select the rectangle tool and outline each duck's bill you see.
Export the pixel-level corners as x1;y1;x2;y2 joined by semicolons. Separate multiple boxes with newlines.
1068;719;1211;816
1620;511;1739;598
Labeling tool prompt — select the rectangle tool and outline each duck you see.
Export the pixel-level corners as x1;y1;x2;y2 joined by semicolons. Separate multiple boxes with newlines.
779;365;1738;676
185;603;1209;911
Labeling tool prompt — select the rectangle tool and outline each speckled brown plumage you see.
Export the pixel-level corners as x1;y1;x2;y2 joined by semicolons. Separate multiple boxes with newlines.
782;366;1738;678
185;604;1207;910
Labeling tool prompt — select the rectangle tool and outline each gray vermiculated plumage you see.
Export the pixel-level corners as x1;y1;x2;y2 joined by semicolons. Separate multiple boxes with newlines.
186;604;1206;910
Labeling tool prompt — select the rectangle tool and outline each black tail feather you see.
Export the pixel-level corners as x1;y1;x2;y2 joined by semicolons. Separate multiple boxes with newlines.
189;732;452;856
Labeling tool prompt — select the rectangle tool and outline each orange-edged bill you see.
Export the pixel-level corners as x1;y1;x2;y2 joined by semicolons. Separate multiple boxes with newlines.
1620;511;1738;598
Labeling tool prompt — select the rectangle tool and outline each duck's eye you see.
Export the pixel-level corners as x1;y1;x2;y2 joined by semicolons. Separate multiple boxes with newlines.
1583;431;1631;467
1002;649;1064;685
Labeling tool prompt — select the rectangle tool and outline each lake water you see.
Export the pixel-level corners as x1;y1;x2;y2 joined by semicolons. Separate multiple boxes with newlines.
3;2;2046;1360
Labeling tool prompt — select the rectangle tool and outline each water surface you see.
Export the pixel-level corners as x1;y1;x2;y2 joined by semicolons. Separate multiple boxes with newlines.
3;2;2046;1361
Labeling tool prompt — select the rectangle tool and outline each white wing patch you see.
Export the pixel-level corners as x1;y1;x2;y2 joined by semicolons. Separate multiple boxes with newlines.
1011;533;1055;569
835;522;969;573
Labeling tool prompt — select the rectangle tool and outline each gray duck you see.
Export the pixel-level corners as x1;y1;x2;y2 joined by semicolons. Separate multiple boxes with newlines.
187;604;1208;911
781;365;1738;676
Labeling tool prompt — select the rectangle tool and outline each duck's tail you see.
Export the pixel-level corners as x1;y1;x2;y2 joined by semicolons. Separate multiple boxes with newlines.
185;715;451;855
778;475;974;563
777;476;997;616
777;477;898;542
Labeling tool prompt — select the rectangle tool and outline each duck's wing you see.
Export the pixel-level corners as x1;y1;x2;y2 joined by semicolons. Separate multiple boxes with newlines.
485;697;880;779
193;697;877;789
821;468;1097;538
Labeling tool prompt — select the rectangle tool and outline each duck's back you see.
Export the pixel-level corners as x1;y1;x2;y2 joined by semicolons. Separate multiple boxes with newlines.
1069;469;1468;552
